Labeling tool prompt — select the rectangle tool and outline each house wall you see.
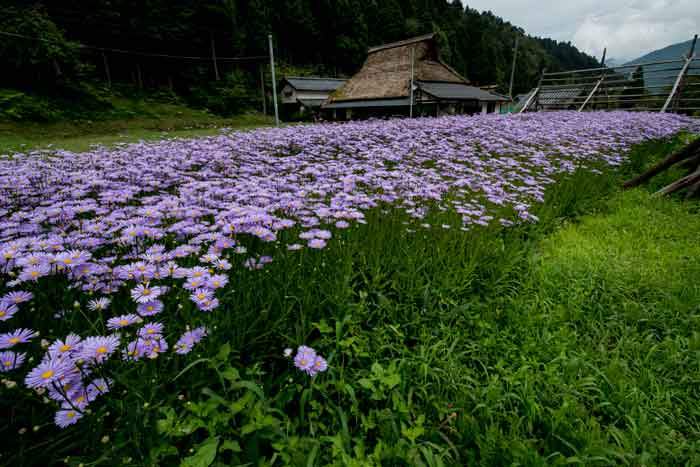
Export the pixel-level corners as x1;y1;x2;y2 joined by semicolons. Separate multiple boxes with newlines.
481;102;503;114
281;84;297;104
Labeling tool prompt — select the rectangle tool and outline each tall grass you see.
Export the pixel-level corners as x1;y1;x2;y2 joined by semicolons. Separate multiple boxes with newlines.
3;136;700;466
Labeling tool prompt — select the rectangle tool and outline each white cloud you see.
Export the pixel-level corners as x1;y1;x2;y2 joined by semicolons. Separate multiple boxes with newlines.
462;0;699;61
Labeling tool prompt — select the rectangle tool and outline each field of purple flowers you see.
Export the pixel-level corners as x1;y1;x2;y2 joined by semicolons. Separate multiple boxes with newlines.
1;111;699;465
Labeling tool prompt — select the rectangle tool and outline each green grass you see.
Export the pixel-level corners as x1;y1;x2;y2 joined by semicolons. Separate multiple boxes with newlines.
4;136;700;466
0;101;274;153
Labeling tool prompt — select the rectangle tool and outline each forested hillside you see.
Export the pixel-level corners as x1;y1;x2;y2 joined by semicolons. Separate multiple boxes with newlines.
1;1;600;119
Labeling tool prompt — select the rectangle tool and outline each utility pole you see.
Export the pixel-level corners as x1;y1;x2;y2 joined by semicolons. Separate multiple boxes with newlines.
600;47;607;67
508;36;519;100
268;34;279;126
409;46;415;118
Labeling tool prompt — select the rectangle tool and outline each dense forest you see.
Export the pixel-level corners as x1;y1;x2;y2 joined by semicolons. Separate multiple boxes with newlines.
1;1;601;119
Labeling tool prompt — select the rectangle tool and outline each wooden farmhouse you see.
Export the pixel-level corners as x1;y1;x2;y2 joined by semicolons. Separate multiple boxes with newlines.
324;34;509;119
279;77;347;115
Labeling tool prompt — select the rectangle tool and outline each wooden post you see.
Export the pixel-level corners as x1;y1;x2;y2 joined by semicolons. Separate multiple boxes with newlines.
102;52;111;87
623;138;700;188
534;68;546;111
661;34;697;113
260;65;267;115
168;75;173;91
268;34;279;126
136;64;143;89
520;68;546;113
210;31;220;81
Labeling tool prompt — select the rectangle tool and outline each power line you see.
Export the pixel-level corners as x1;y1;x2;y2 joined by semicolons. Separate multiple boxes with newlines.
0;30;267;62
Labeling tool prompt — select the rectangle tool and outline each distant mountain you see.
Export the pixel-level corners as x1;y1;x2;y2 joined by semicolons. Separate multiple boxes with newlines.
621;39;698;94
624;39;696;66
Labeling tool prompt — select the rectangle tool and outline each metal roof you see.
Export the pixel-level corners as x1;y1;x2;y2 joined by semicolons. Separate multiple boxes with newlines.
323;98;411;109
538;87;586;105
298;98;326;108
283;77;347;92
417;81;510;102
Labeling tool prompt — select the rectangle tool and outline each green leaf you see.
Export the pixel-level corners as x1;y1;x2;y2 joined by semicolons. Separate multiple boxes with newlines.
221;366;240;382
380;372;401;389
220;440;241;453
180;436;219;467
216;343;231;362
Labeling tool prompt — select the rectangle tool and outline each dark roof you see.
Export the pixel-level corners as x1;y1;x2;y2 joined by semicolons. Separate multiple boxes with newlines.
538;87;586;106
283;77;347;92
418;81;510;102
298;98;326;108
323;98;411;109
368;33;436;53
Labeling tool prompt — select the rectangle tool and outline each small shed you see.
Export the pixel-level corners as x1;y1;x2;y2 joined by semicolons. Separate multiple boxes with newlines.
324;34;509;118
280;77;347;114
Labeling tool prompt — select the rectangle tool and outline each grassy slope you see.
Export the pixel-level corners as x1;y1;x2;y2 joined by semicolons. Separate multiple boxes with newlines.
0;101;274;153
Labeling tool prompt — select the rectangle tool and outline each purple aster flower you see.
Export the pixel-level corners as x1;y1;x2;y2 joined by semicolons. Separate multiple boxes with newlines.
47;334;82;360
187;266;211;280
173;327;208;354
106;314;141;330
0;351;26;372
138;322;164;339
18;263;50;282
2;291;33;305
87;297;111;312
294;346;316;372
87;377;111;395
308;238;327;249
197;297;219;312
313;229;332;240
215;259;232;271
25;358;70;388
183;277;206;290
287;243;303;251
190;288;214;305
206;274;228;289
79;335;120;363
0;302;19;321
312;355;328;374
335;220;350;229
137;300;164;316
55;409;83;428
130;283;163;303
0;328;37;349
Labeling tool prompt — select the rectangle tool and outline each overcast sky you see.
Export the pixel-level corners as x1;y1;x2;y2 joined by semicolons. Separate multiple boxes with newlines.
462;0;699;61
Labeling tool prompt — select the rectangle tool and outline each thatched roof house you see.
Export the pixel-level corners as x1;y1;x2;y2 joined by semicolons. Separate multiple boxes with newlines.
325;34;509;117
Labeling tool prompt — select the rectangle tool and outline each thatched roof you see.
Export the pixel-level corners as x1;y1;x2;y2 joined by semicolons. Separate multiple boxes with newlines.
329;34;468;102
